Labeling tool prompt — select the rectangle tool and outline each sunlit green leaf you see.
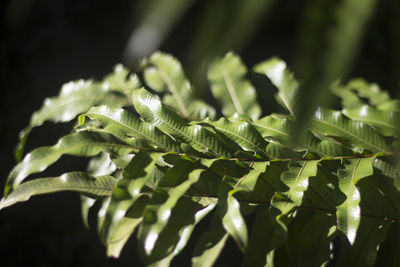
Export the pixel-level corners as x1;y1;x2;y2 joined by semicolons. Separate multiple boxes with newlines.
132;88;233;157
311;107;388;153
6;131;135;196
0;172;116;210
343;105;399;136
336;157;375;244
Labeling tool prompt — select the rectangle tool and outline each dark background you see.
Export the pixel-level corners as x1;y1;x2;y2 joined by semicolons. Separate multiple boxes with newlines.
0;0;399;266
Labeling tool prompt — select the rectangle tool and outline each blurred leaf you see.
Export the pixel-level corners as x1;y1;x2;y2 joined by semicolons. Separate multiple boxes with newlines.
81;195;97;229
241;206;287;267
125;0;195;61
294;0;377;128
287;210;335;266
311;107;388;153
375;222;400;266
254;57;298;117
343;105;399;137
208;52;261;120
143;52;216;119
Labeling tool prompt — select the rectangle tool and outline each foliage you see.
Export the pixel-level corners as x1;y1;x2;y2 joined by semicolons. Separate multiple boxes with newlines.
1;52;399;266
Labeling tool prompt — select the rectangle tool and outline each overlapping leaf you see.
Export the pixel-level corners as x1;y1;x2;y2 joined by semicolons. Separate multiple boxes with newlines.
272;160;319;214
2;52;400;267
5;131;135;195
132;88;234;157
253;114;350;157
85;105;181;152
208;117;271;159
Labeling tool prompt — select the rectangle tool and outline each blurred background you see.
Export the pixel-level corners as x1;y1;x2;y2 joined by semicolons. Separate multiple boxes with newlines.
0;0;399;266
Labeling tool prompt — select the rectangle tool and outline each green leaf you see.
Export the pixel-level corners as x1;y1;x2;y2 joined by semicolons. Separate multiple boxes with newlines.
143;198;216;266
209;117;271;159
106;195;149;258
331;82;365;109
287;210;335;266
132;88;233;157
336;157;375;244
102;64;141;96
143;52;216;120
336;176;393;266
86;105;181;152
241;206;287;267
345;78;391;107
192;229;228;267
208;52;261;120
101;152;162;251
375;222;400;266
222;190;248;252
235;161;286;204
15;79;129;161
302;160;346;211
377;99;400;112
5;131;135;196
254;57;298;117
311;107;388;153
81;195;97;229
0;172;117;210
272;160;319;214
87;152;117;176
343;105;399;136
253;114;350;157
138;157;201;262
191;181;234;267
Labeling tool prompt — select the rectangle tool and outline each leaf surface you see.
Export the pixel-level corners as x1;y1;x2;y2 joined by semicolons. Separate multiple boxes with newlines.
208;52;261;120
86;105;181;152
0;172;116;209
132;88;233;157
336;157;374;244
311;107;388;153
144;52;215;119
6;131;135;195
254;57;298;117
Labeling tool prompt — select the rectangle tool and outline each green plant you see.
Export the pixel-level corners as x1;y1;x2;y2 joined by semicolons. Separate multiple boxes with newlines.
1;51;399;266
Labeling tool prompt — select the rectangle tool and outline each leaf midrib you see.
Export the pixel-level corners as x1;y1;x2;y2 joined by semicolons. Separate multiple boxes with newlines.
312;117;386;153
281;161;307;211
251;122;330;157
222;70;244;114
87;111;169;150
159;70;189;117
214;125;270;159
